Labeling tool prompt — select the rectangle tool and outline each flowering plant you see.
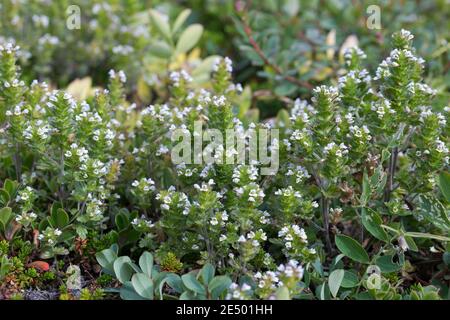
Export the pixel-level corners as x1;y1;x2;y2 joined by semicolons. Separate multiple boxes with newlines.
0;28;449;300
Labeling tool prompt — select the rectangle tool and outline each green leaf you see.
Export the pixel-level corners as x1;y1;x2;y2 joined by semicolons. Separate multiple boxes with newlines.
335;234;370;264
115;213;129;231
120;281;145;300
148;41;173;59
328;269;345;298
149;9;172;43
96;247;117;275
175;24;203;55
113;256;135;284
181;273;206;295
404;236;418;252
192;55;221;77
0;207;12;231
165;274;183;293
51;208;69;229
341;270;359;288
208;275;232;299
131;273;154;300
361;208;388;241
0;189;10;206
179;291;198;300
438;171;450;202
376;255;402;273
138;251;153;278
199;263;215;284
275;286;290;300
4;179;18;198
172;9;191;34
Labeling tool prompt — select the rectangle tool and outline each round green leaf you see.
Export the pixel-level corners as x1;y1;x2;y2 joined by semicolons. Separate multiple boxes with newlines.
132;273;154;300
208;275;231;299
113;256;135;284
181;273;206;295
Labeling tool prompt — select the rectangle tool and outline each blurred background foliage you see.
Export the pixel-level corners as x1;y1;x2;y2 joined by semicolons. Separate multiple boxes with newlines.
0;0;448;117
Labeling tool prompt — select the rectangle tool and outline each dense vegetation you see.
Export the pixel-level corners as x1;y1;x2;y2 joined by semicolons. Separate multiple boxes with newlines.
0;1;448;300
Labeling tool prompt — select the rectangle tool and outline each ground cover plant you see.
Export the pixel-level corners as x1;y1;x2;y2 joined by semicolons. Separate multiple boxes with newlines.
0;2;449;301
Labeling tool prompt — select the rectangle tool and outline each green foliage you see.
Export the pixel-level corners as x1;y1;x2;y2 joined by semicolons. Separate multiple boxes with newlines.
0;1;448;301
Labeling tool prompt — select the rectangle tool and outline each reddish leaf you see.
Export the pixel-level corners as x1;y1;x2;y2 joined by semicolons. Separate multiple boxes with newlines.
28;261;50;272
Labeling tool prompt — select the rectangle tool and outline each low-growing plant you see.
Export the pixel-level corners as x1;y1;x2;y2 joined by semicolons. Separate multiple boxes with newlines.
0;27;448;300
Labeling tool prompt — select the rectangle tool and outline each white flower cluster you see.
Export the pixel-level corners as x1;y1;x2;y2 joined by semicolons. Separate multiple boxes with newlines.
286;165;310;183
371;99;396;119
212;56;233;73
131;177;156;193
15;211;37;226
232;164;258;184
38;34;59;46
92;128;116;146
407;82;437;96
23;120;51;140
254;260;304;289
112;45;134;55
38;227;62;245
343;46;367;65
338;69;371;88
0;42;20;55
278;224;307;249
15;186;34;203
212;95;227;107
397;29;414;41
234;183;265;203
66;143;89;163
238;229;267;248
47;91;77;113
312;85;340;103
226;283;252;300
156;186;191;215
131;215;155;230
6;103;27;117
435;138;448;154
419;106;446;127
176;163;197;177
375;48;425;80
348;125;371;142
3;79;25;88
85;196;105;221
274;186;301;199
210;210;228;227
324;142;349;158
170;70;193;87
140;104;171;122
194;179;216;192
109;69;127;83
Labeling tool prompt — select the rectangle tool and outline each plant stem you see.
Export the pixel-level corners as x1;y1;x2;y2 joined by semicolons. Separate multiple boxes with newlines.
14;142;21;182
384;147;398;203
321;196;332;254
